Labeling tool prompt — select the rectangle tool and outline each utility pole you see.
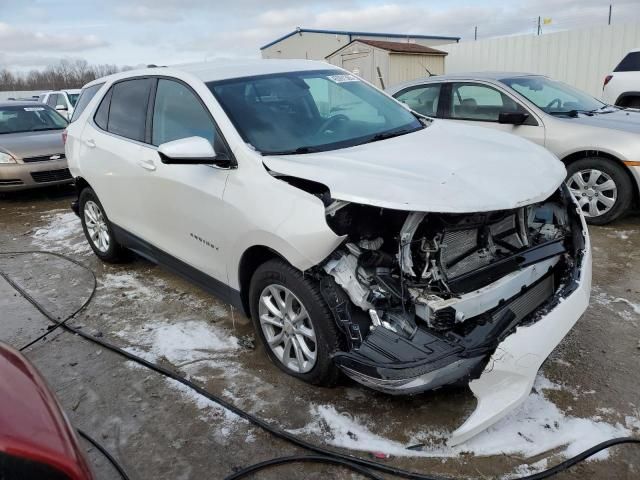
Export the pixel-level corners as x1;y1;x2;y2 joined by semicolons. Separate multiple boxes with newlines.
474;26;478;40
537;16;541;35
608;4;612;25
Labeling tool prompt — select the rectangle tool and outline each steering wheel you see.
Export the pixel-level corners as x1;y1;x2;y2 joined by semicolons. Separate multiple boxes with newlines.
316;114;349;135
546;98;562;109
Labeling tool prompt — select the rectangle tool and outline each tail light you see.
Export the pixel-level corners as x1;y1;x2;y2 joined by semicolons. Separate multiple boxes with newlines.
603;75;613;89
62;129;68;145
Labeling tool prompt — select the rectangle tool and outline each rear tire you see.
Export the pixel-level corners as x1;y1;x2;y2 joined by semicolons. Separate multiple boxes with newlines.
249;259;343;386
79;188;129;262
565;157;632;225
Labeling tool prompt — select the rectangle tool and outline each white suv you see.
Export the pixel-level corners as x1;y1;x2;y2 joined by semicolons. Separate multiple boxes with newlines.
66;60;591;444
603;48;640;108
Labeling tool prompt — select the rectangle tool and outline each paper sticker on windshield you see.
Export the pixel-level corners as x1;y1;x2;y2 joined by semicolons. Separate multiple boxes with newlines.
24;107;45;111
327;74;360;83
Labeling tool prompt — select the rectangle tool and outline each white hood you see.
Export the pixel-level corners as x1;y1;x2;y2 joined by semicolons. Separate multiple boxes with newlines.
263;121;566;213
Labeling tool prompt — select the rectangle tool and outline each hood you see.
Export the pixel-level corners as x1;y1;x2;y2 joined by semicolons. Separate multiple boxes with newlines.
263;121;566;213
560;108;640;134
0;130;65;159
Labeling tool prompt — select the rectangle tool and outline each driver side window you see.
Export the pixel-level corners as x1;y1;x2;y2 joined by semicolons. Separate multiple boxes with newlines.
152;79;217;147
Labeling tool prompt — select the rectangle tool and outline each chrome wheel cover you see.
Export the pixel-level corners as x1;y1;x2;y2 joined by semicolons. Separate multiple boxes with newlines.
567;169;617;218
84;200;110;253
258;284;317;373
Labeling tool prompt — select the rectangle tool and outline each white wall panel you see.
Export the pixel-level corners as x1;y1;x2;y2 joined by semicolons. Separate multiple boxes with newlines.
440;22;640;98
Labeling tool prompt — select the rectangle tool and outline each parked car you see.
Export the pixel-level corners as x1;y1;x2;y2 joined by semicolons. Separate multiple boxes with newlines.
0;102;72;191
0;342;94;480
603;48;640;108
40;89;81;120
387;72;640;224
66;61;591;444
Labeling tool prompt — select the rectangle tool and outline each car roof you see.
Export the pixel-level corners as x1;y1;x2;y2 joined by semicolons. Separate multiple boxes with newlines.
83;59;340;88
0;101;48;108
386;72;548;93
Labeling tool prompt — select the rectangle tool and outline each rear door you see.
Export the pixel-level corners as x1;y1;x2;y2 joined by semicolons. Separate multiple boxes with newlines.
443;81;545;146
135;77;232;283
79;77;154;237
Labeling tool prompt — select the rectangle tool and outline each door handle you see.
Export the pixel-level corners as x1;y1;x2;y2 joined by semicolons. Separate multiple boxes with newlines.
138;159;156;171
85;139;96;148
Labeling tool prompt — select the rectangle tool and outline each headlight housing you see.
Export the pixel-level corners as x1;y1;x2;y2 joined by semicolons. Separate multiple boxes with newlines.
0;152;16;164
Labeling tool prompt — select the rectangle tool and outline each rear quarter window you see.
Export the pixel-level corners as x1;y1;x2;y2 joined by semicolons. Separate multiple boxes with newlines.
614;52;640;72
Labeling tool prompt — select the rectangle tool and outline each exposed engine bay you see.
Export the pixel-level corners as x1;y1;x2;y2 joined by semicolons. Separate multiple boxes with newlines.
314;186;584;394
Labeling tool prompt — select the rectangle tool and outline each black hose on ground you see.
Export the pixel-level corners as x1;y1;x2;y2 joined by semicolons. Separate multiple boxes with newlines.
2;250;639;480
76;428;132;480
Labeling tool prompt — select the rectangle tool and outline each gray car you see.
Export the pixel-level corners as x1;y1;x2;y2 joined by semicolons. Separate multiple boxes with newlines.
0;102;72;191
387;72;640;224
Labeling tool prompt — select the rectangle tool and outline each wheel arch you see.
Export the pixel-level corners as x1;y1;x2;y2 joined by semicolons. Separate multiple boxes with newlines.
560;150;639;207
237;245;290;317
615;92;640;107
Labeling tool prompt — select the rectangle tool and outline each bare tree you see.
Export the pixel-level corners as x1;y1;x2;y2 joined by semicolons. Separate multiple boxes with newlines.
0;60;128;91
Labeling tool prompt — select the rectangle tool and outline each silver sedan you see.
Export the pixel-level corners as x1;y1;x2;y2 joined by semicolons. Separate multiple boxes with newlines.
0;102;71;192
387;73;640;224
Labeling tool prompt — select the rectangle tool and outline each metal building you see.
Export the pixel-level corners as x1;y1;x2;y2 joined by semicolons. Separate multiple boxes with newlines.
325;39;448;89
260;28;459;61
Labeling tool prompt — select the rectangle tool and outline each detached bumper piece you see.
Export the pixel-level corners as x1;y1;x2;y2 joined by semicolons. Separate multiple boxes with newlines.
333;272;556;395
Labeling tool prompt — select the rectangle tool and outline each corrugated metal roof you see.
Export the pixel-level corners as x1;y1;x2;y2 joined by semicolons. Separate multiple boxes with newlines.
354;39;448;55
260;28;460;50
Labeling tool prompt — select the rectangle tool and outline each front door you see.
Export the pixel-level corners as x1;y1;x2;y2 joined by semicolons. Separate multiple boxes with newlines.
136;78;231;284
443;82;546;147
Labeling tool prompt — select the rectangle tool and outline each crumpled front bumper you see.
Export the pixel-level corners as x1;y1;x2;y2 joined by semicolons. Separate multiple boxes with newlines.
449;213;591;446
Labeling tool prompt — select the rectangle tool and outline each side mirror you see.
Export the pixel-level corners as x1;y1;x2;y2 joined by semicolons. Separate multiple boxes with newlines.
55;104;67;111
158;136;230;166
498;111;529;125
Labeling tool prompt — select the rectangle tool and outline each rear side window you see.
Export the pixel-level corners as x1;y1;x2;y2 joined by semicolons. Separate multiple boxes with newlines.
614;52;640;72
106;78;153;142
70;83;103;123
152;79;216;146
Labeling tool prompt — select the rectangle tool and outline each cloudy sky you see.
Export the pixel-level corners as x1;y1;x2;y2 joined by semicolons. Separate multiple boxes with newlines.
1;0;639;72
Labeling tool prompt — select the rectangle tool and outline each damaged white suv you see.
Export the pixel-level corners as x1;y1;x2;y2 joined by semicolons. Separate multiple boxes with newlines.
66;60;591;444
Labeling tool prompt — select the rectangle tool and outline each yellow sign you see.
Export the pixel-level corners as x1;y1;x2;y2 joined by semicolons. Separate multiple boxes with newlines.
543;17;552;25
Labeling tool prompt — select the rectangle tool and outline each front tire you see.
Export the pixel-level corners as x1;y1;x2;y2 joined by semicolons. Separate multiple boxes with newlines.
249;259;343;386
79;188;128;262
565;157;632;225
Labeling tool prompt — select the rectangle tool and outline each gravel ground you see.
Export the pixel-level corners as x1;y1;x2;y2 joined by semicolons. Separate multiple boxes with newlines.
1;186;639;480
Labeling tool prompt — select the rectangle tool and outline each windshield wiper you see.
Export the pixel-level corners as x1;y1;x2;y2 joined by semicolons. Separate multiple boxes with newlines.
265;146;320;156
548;110;595;117
31;127;64;132
361;127;418;145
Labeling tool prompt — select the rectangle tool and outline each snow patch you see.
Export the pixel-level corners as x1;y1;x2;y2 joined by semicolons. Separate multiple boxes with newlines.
31;211;90;254
164;377;245;443
607;230;636;240
612;297;640;315
116;319;239;365
99;272;165;301
291;375;630;461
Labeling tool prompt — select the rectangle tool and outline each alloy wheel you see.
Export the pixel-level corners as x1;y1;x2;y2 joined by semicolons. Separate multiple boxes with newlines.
258;284;317;373
567;169;617;218
84;200;110;253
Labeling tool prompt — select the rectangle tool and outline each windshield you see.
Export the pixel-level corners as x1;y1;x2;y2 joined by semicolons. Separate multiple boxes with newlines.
0;105;68;134
503;76;605;115
207;70;423;155
66;93;80;107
